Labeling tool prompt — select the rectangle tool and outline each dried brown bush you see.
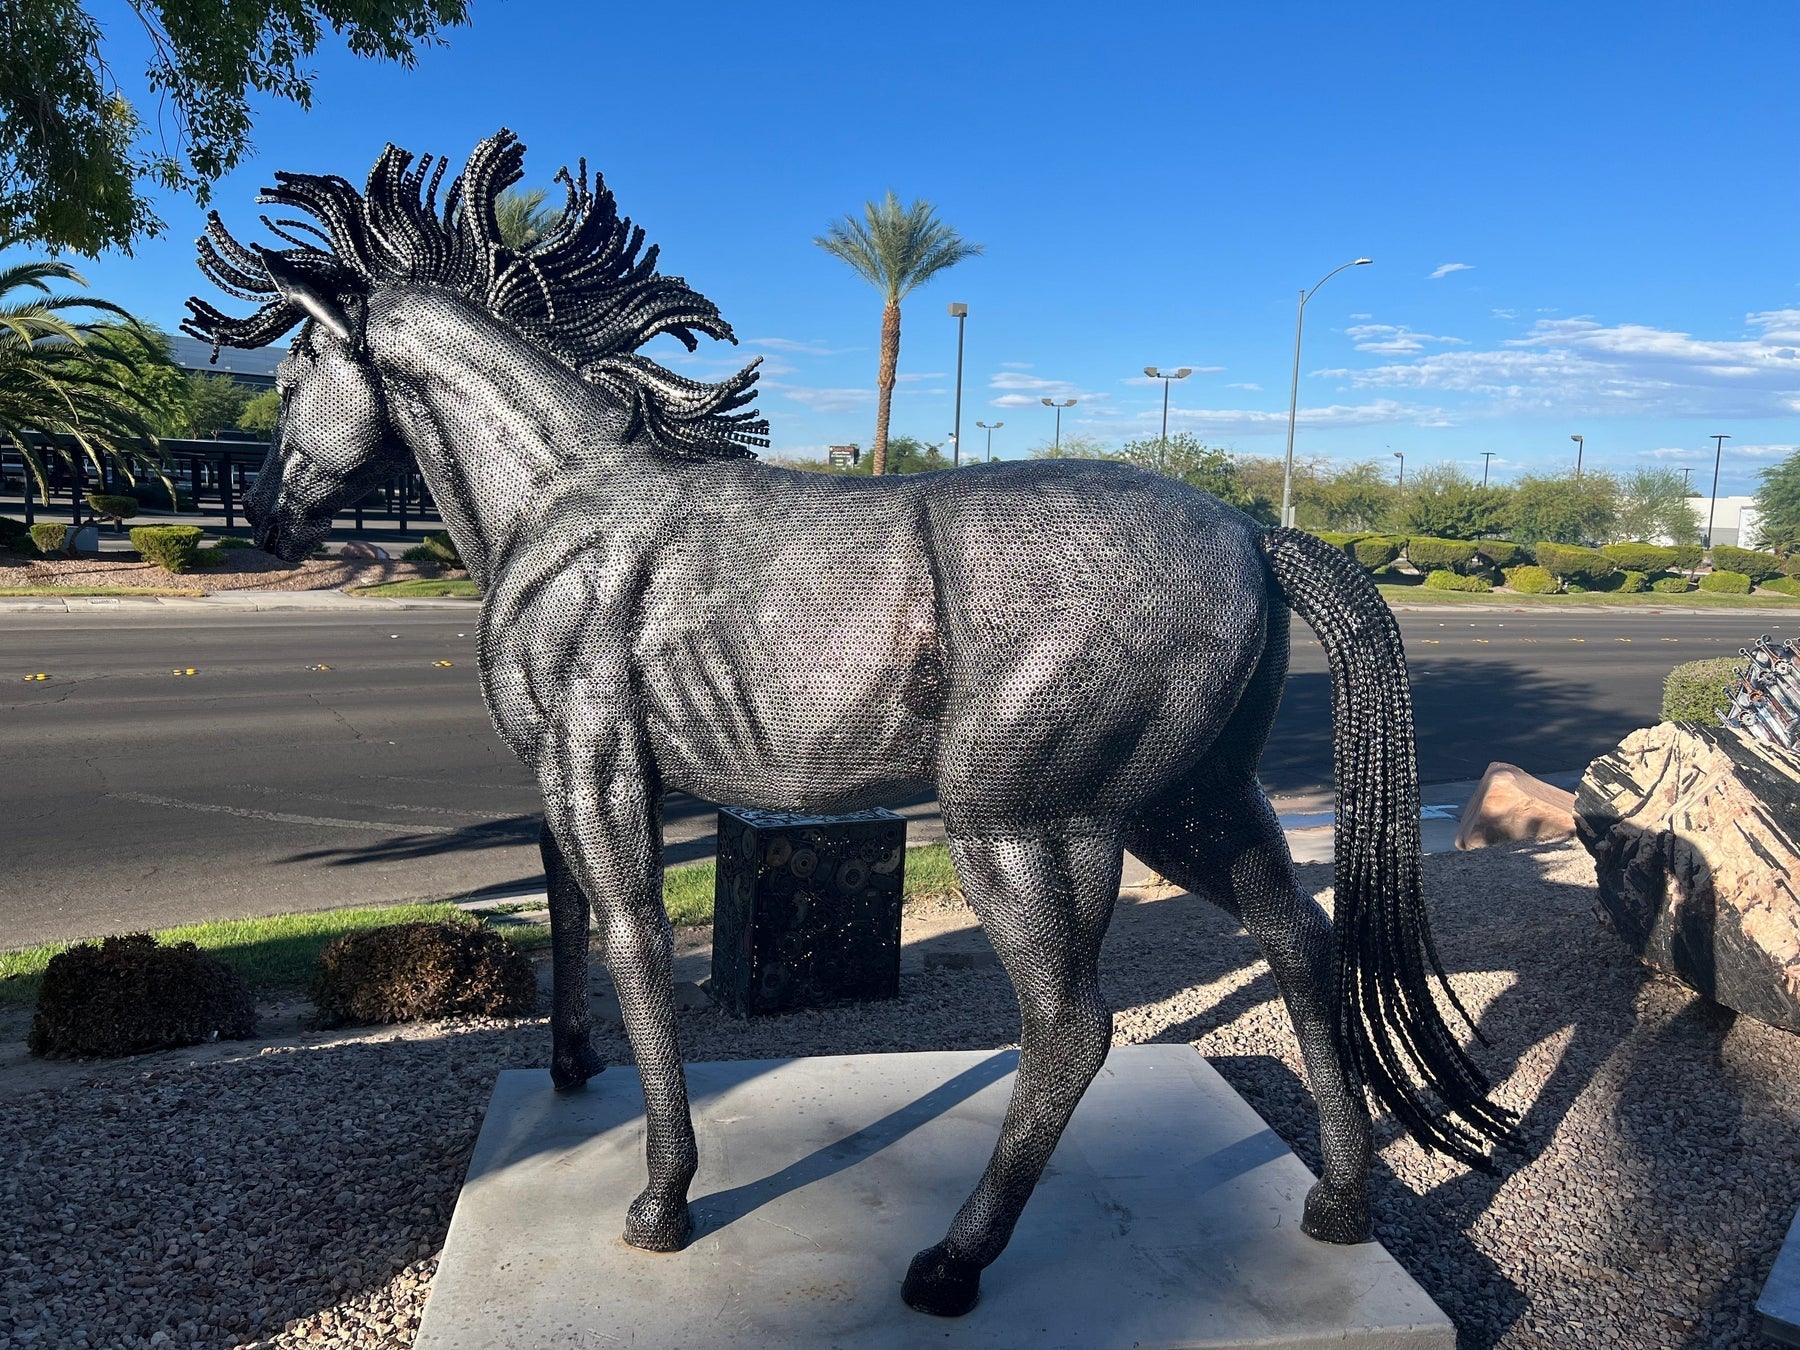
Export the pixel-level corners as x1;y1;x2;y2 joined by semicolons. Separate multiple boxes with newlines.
310;921;538;1026
29;934;256;1058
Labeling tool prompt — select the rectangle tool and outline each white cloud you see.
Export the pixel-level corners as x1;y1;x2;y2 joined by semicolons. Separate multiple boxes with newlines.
1429;263;1474;279
766;384;875;413
986;370;1107;409
1159;399;1426;434
1345;324;1467;356
747;337;852;356
895;371;947;383
1227;381;1262;391
1347;313;1372;321
1491;308;1518;321
999;361;1034;370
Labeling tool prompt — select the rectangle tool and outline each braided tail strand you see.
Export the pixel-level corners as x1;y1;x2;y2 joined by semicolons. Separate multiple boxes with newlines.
1258;527;1523;1170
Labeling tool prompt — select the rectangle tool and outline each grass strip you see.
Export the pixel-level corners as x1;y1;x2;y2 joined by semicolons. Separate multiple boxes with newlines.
1378;585;1800;609
350;578;480;598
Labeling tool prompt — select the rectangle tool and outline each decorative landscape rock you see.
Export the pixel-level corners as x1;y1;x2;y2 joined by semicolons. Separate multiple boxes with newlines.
29;934;257;1058
310;921;537;1026
1456;761;1577;850
1576;721;1800;1032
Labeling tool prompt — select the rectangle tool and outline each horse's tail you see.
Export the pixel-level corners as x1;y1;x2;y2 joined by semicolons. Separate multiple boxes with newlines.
1258;526;1521;1170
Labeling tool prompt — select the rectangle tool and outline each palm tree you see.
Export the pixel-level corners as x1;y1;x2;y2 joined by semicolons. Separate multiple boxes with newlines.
0;257;170;510
494;187;557;251
815;193;982;475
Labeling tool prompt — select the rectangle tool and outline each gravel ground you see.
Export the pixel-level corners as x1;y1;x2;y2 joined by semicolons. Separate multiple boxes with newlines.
2;838;1795;1348
0;549;447;593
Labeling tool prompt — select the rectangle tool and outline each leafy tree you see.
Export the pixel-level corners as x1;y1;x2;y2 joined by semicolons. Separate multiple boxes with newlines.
0;0;470;256
1115;433;1275;522
1753;450;1800;553
1028;433;1112;461
0;257;167;494
1311;460;1398;533
63;321;189;438
181;371;250;438
883;434;951;474
815;193;981;475
238;388;281;437
1397;464;1509;540
1613;466;1699;545
493;187;556;251
1506;470;1618;547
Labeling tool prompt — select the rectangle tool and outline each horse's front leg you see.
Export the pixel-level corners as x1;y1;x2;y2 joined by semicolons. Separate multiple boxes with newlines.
538;708;697;1252
539;821;604;1091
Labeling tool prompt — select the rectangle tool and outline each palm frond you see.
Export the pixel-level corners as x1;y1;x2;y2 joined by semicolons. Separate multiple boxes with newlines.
813;191;983;302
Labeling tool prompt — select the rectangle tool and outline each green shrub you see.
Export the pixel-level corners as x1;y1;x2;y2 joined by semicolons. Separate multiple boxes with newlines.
1668;544;1704;572
1403;536;1479;573
1422;569;1493;592
1503;564;1559;594
1601;541;1678;573
84;492;139;522
311;920;537;1026
192;547;230;568
216;536;257;550
29;522;70;556
1784;553;1800;578
1472;539;1529;568
1312;530;1359;551
1662;657;1741;722
129;525;205;573
400;544;442;564
1764;576;1800;597
1651;576;1692;594
1615;570;1649;594
421;530;461;567
1535;541;1617;583
1698;569;1752;594
1710;545;1782;583
1350;535;1402;570
1372;565;1422;586
28;934;256;1058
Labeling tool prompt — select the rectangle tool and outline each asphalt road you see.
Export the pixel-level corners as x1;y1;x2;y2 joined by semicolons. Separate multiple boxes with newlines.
0;603;1780;947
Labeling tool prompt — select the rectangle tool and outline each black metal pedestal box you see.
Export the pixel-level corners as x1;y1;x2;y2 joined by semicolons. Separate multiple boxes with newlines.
710;806;907;1017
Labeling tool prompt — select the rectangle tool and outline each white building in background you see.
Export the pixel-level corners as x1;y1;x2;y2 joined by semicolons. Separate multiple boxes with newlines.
1684;496;1761;548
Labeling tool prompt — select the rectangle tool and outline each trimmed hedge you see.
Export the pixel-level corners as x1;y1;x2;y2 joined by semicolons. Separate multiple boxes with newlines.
1473;539;1529;568
1534;541;1616;582
1313;530;1359;551
85;492;139;522
216;536;257;550
1698;569;1752;594
1601;542;1678;573
29;522;69;556
1423;569;1493;592
1651;576;1692;594
130;525;205;573
400;529;461;568
1404;537;1479;573
1614;570;1649;594
1351;535;1403;570
311;920;537;1026
1764;577;1800;597
1785;554;1800;579
1662;657;1741;722
29;934;256;1058
1710;545;1782;583
1669;544;1704;572
1504;564;1559;594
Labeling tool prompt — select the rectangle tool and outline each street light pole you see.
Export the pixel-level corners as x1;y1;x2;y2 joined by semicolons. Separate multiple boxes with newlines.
1705;433;1731;548
1393;450;1405;489
1481;451;1495;487
1144;366;1193;452
1282;257;1372;527
1571;433;1584;479
1679;466;1694;492
1041;397;1077;452
976;420;1003;462
948;303;968;468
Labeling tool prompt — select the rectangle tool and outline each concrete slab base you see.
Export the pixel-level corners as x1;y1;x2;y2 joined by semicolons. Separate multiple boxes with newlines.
1759;1205;1800;1346
415;1047;1451;1349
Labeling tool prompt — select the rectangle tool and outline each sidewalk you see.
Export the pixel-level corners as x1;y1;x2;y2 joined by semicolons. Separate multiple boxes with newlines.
0;589;474;612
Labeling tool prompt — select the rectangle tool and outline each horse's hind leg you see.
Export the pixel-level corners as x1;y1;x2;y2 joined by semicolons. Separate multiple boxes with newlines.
903;829;1121;1317
1128;775;1373;1244
539;821;604;1091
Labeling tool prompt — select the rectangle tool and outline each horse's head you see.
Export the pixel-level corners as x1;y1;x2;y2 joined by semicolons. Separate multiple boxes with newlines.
241;256;409;561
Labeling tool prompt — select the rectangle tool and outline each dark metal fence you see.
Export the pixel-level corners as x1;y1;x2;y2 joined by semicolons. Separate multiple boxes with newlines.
0;439;441;534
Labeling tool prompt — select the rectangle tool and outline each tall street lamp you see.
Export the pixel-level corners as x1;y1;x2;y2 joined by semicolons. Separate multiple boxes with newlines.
1393;450;1405;489
1705;433;1731;548
1042;397;1077;452
1144;366;1193;451
977;419;1003;462
1481;451;1495;487
1571;433;1584;478
948;303;968;468
1679;466;1694;492
1282;257;1373;527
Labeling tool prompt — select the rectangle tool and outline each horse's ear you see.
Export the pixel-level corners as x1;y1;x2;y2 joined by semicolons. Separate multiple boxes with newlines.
256;248;353;343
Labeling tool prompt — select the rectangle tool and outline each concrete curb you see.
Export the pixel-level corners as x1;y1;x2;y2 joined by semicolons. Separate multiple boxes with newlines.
0;589;478;612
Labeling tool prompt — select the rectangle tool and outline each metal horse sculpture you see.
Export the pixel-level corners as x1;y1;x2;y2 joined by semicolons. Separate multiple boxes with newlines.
186;131;1518;1316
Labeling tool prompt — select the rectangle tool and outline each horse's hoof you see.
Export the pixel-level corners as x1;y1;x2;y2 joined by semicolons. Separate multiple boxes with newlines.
901;1244;981;1317
1301;1179;1371;1244
623;1191;693;1252
550;1039;604;1092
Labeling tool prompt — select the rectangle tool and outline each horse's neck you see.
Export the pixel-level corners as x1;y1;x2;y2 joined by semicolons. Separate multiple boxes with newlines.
368;292;637;585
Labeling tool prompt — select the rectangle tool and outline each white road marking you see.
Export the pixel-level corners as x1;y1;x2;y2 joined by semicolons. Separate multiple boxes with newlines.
109;791;458;835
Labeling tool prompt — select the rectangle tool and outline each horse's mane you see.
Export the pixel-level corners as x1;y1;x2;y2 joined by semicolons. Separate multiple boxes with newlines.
182;129;767;459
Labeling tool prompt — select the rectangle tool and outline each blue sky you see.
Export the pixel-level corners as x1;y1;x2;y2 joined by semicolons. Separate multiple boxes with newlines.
53;1;1800;494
